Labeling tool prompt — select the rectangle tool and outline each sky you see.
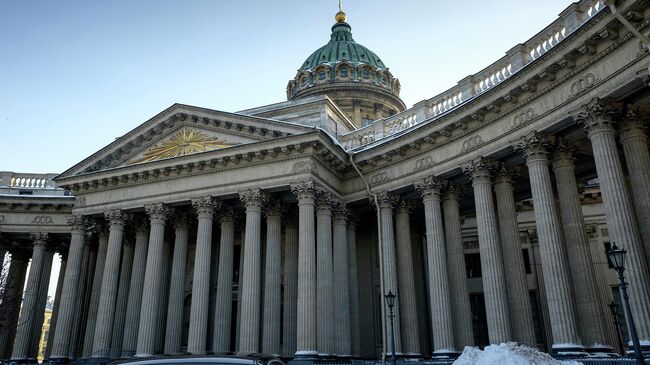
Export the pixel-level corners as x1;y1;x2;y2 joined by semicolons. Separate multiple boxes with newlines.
0;0;576;176
0;0;576;296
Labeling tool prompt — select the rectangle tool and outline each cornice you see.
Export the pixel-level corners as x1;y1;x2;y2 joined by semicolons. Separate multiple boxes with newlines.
351;16;647;177
58;131;349;196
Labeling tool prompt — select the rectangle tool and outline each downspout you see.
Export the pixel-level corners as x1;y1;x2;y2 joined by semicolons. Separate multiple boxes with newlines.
348;151;387;365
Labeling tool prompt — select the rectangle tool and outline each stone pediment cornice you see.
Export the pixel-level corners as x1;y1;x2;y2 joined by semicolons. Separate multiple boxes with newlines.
56;103;317;180
351;3;648;173
56;130;349;195
0;195;74;213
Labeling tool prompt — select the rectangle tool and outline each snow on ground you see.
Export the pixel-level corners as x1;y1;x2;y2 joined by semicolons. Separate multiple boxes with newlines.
452;342;583;365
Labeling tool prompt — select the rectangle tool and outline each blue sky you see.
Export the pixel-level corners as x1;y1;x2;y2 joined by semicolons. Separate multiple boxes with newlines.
1;0;574;174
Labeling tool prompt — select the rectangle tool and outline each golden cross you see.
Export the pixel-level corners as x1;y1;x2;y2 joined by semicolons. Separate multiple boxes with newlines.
338;0;343;12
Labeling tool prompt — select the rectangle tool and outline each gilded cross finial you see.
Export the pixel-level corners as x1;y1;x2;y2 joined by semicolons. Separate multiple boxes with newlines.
339;0;343;12
335;0;347;23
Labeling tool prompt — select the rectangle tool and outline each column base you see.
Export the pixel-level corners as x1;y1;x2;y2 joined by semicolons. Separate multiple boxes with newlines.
584;344;615;355
4;359;39;365
45;357;71;365
551;344;586;357
289;351;319;364
431;350;460;359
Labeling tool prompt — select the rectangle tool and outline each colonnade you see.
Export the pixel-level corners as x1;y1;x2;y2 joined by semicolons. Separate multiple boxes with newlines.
2;99;650;361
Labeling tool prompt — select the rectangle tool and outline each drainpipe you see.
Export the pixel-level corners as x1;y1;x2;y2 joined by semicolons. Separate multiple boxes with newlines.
349;151;387;365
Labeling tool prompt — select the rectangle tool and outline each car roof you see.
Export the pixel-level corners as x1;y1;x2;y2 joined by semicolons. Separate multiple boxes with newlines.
109;353;283;365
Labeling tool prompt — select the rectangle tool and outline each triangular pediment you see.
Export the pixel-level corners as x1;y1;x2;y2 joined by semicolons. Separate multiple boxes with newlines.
56;103;315;179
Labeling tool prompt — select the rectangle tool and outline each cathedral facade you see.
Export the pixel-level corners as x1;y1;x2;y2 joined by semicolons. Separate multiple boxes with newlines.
1;0;650;363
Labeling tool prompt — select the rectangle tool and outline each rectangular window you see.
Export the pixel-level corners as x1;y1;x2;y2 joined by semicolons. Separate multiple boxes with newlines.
465;253;482;278
522;248;532;274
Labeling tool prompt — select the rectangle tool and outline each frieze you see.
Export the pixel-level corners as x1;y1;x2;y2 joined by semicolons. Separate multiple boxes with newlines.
600;228;609;237
291;160;318;175
32;216;54;224
569;72;599;99
413;155;435;172
509;108;536;130
370;172;390;186
461;135;483;153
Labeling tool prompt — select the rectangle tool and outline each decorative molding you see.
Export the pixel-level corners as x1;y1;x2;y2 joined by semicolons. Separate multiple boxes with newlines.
509;108;536;130
145;203;170;222
105;210;129;226
460;134;483;153
291;180;316;201
128;129;236;165
291;160;318;175
192;196;219;216
31;216;54;224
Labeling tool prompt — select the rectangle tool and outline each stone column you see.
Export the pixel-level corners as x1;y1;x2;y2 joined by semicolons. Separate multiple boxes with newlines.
11;233;48;360
442;186;474;349
576;99;650;344
282;218;298;357
155;237;172;354
50;216;87;360
552;142;609;349
462;158;512;344
110;238;135;357
238;189;264;352
290;181;318;357
394;200;421;355
70;243;92;359
92;210;128;358
316;192;335;355
376;192;402;354
493;166;537;347
619;112;650;266
515;132;582;351
346;217;361;357
164;216;189;355
262;203;282;355
0;252;29;360
121;222;149;357
333;205;351;356
187;197;217;354
213;210;236;352
83;229;109;357
46;254;67;358
415;179;455;353
136;203;169;357
30;245;54;358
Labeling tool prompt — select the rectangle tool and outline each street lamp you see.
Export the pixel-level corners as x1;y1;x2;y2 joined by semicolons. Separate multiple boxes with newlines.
606;243;645;365
608;301;625;356
384;291;397;365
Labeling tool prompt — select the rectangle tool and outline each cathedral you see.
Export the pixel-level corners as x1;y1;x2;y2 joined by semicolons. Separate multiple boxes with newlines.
1;0;650;363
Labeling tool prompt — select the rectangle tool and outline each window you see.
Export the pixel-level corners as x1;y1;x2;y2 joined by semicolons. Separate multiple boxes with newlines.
465;253;482;278
318;71;326;80
340;67;349;78
362;118;373;127
362;69;370;79
604;241;613;268
522;248;532;274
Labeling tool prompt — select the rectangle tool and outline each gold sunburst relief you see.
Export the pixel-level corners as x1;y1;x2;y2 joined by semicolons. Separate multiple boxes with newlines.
128;129;236;164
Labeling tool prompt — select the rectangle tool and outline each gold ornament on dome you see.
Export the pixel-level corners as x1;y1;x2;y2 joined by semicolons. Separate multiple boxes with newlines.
128;129;235;164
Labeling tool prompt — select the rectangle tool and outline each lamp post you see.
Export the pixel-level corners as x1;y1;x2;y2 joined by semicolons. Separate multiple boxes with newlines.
606;243;645;365
608;301;625;356
384;291;397;365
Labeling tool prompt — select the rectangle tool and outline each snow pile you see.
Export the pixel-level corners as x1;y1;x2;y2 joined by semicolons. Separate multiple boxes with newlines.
453;342;583;365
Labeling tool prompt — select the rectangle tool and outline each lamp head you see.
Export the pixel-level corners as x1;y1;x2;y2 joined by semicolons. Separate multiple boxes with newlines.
384;290;396;308
606;243;627;274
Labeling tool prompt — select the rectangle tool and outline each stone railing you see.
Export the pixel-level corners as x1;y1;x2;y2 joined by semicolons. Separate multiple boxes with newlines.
0;171;59;189
340;0;604;150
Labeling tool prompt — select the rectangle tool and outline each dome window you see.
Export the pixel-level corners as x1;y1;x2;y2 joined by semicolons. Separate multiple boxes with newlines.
363;69;371;79
318;71;326;80
340;67;349;78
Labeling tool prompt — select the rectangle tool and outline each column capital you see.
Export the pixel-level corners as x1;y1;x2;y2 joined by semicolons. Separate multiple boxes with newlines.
105;209;129;227
494;163;520;186
132;217;150;234
66;215;88;233
415;175;443;199
514;131;555;163
239;189;266;210
443;183;462;202
145;202;171;223
171;213;189;230
291;180;316;202
333;204;349;222
619;106;650;142
265;200;284;219
574;98;624;137
30;232;49;246
552;138;576;167
219;209;236;224
461;156;497;183
316;191;336;212
396;198;415;214
191;196;220;217
373;191;397;210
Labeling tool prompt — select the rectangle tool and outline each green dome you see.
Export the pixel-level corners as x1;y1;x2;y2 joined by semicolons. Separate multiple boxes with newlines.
298;22;386;72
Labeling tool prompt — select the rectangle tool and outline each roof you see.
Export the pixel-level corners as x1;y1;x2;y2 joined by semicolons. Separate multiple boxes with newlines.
298;22;386;72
